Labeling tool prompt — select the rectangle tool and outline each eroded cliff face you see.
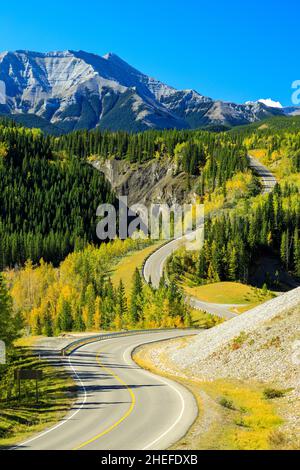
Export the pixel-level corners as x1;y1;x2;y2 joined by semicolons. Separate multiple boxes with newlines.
92;158;196;206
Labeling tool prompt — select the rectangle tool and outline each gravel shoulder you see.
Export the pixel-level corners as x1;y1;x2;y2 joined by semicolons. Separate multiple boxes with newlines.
134;295;300;450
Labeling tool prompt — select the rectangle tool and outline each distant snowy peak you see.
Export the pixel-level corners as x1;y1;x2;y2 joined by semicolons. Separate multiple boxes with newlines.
0;49;290;132
258;98;283;109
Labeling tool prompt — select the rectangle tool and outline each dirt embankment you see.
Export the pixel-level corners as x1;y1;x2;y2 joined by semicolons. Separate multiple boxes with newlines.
92;158;197;206
134;296;300;450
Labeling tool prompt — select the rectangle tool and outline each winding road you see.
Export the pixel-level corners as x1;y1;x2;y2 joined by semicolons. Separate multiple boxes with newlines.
143;155;277;319
248;154;277;194
11;154;277;451
14;330;198;451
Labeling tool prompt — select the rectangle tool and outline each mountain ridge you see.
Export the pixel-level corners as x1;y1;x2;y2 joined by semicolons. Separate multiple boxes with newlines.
0;49;298;133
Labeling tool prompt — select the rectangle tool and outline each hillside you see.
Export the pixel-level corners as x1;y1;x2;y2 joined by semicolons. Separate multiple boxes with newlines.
134;289;300;449
230;115;300;135
0;120;115;267
92;157;191;206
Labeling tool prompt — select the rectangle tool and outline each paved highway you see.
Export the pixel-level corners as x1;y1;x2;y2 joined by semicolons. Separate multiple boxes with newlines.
144;156;277;319
11;156;276;451
13;330;198;450
248;154;277;194
143;236;239;319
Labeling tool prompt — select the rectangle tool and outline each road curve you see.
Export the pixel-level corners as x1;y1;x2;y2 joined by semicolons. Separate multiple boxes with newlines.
143;156;277;319
13;330;198;451
248;154;277;194
143;241;237;319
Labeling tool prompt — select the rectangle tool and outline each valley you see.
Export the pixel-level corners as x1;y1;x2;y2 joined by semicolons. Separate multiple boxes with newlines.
0;0;299;458
0;113;299;450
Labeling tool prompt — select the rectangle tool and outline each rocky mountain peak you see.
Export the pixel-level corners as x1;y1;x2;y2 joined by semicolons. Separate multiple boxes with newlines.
0;49;290;133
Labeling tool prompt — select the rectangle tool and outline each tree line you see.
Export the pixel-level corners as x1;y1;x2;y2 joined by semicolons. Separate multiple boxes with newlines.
8;238;191;336
168;183;300;286
0;122;115;268
0;120;251;269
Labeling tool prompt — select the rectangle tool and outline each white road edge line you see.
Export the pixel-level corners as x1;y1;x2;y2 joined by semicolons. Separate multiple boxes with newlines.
122;344;187;451
11;353;87;449
11;333;191;450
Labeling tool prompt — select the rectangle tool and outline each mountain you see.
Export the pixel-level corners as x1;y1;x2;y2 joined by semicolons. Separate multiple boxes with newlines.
257;98;283;108
0;50;291;133
283;106;300;116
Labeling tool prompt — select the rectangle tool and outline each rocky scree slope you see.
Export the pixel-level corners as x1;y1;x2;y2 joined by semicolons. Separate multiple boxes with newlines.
0;50;294;133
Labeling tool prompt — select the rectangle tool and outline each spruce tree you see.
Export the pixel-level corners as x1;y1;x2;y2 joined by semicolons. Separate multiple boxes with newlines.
56;299;73;333
43;311;54;337
117;280;128;318
130;269;143;325
228;245;238;281
0;273;19;347
293;229;300;276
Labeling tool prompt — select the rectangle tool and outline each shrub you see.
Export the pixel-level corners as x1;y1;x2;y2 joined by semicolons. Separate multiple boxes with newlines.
219;397;235;410
235;416;250;428
268;430;287;448
231;331;248;350
263;388;286;399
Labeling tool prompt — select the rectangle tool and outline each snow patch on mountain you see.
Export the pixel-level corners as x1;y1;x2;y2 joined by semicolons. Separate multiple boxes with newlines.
258;98;283;109
0;49;290;132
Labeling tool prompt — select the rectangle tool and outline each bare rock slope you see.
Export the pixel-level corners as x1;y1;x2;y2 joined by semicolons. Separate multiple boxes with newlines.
0;50;289;133
92;158;194;205
172;287;300;368
139;289;300;448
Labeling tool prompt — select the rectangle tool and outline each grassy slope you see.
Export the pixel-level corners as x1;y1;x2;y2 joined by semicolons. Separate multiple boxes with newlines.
110;243;223;327
184;281;274;311
110;242;161;295
0;338;75;447
190;309;224;328
134;343;283;450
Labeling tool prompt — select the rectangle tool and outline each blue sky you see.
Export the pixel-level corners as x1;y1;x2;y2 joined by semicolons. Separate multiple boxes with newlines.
0;0;298;105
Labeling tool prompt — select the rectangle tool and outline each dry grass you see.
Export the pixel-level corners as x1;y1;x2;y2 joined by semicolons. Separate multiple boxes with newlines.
184;281;274;306
110;242;162;295
14;336;42;348
134;341;284;450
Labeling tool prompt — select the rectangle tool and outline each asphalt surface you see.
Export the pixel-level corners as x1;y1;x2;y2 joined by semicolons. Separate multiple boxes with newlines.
248;155;277;194
143;240;238;319
11;156;276;451
144;156;277;319
13;330;198;451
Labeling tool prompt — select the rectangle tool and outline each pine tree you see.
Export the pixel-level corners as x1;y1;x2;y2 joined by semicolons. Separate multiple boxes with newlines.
43;311;53;337
117;280;127;319
0;273;19;346
197;250;206;279
130;269;143;325
228;245;238;281
280;230;290;269
56;298;73;333
293;229;300;276
210;241;221;282
74;307;86;332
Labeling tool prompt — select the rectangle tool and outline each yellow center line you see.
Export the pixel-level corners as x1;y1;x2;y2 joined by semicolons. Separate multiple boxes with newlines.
73;347;136;450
